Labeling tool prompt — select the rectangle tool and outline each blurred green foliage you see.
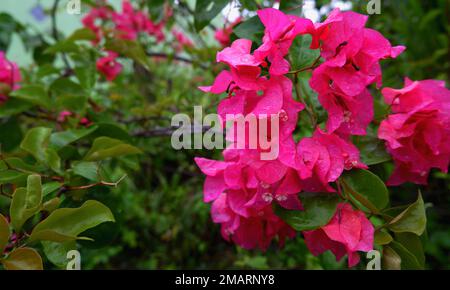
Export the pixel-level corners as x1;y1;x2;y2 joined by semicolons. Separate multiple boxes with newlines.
0;0;448;270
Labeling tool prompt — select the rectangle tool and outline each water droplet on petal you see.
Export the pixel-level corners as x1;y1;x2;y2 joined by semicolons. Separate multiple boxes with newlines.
262;192;273;203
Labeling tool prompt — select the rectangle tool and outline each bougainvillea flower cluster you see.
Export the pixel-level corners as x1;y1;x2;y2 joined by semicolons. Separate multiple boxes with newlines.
0;51;21;103
215;17;242;47
196;6;449;267
82;1;168;82
379;78;450;185
96;51;123;81
82;0;165;44
309;9;405;136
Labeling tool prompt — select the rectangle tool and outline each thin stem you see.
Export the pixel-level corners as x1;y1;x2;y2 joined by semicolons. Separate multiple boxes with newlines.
51;0;72;71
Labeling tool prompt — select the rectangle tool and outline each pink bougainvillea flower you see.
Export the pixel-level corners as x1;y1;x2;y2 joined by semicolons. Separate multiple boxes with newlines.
216;39;265;90
254;8;313;75
112;0;164;41
57;110;73;123
0;51;21;103
303;203;374;267
379;79;450;185
82;5;112;44
296;129;367;192
96;51;123;81
382;78;448;113
172;29;194;52
215;17;242;47
310;63;374;135
211;192;296;250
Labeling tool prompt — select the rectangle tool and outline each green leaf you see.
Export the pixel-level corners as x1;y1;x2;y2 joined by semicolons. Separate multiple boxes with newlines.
394;232;425;267
382;246;401;270
275;192;340;231
0;98;33;117
42;240;76;268
44;40;80;54
194;0;228;31
354;126;391;165
2;248;43;270
105;38;150;71
342;169;389;212
50;126;98;150
42;197;61;213
0;213;10;253
0;117;23;152
233;16;264;43
0;170;28;185
388;193;426;236
49;78;87;112
0;13;17;51
72;161;99;181
279;0;302;14
290;35;320;71
42;182;63;196
84;137;142;162
9;85;51;108
20;127;61;173
75;66;97;91
30;200;115;242
10;175;43;231
67;28;96;42
374;230;393;246
389;240;423;270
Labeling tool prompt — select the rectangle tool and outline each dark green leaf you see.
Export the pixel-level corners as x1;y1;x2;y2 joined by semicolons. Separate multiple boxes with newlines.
50;126;98;150
233;16;264;43
388;193;426;236
84;137;142;161
342;169;389;211
9;85;51;108
194;0;228;31
0;213;9;253
30;200;115;242
275;192;339;231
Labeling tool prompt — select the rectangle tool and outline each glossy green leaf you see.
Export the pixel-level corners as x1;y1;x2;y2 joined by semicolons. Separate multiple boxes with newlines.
20;127;61;172
290;35;320;71
0;213;10;253
0;170;28;185
10;175;43;231
67;28;96;42
30;200;115;242
72;161;99;181
42;240;76;268
0;99;33;117
105;38;151;71
2;248;43;270
84;137;142;161
395;232;425;267
389;240;423;270
50;126;98;150
342;169;389;211
49;78;87;112
42;197;61;213
42;182;63;196
9;85;51;108
194;0;228;31
374;230;393;246
275;192;339;231
233;16;264;43
388;193;426;236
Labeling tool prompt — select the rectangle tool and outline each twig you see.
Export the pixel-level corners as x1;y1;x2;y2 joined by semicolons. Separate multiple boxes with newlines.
146;52;208;69
64;174;128;191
